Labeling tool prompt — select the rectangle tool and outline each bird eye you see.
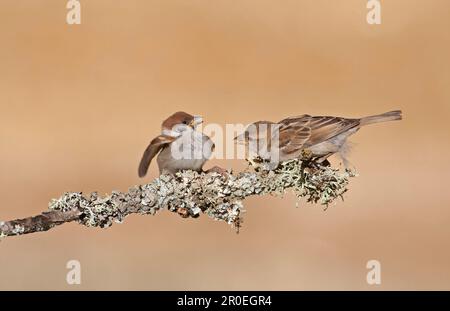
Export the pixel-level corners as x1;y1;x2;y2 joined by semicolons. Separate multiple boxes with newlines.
183;121;188;125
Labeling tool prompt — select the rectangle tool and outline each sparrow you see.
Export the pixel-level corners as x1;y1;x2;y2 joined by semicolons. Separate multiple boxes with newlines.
234;110;402;167
138;111;222;177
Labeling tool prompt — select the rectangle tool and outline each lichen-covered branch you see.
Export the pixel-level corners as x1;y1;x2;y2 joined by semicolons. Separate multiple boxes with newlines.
0;159;356;238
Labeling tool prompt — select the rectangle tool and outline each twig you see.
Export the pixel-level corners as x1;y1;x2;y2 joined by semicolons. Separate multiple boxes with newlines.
0;159;355;238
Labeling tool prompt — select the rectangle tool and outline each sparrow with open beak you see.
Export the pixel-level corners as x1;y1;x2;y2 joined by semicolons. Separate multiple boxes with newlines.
138;111;223;177
234;110;402;167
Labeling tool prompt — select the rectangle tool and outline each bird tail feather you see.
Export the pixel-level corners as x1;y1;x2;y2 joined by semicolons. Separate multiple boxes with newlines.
360;110;402;126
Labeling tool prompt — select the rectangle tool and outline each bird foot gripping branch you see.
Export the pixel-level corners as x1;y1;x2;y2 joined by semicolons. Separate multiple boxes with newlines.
0;159;356;238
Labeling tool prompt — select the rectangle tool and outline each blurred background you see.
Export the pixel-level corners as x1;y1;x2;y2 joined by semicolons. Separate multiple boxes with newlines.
1;0;449;290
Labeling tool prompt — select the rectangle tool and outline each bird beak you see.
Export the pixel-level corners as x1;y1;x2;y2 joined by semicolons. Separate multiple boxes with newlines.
190;116;203;128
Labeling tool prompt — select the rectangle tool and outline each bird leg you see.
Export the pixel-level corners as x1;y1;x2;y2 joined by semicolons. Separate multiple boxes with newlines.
298;150;313;181
319;159;331;167
300;160;307;182
316;153;333;167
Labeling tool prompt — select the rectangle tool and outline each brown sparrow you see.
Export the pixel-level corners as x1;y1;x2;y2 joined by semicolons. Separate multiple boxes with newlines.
235;110;402;167
138;111;223;177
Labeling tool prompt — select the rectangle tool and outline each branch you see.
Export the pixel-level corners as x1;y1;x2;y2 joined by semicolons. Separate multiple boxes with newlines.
0;159;356;238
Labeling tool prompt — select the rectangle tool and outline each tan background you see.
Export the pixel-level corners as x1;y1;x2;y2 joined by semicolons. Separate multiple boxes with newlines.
1;0;449;290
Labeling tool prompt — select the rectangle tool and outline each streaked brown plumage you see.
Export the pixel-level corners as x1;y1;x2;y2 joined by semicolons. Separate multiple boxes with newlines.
235;110;402;166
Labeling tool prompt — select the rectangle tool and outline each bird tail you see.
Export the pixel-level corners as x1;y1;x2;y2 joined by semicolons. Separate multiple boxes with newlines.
359;110;402;126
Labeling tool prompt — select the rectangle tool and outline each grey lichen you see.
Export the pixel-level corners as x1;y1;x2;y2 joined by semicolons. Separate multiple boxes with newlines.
0;223;6;239
12;224;25;235
1;159;355;237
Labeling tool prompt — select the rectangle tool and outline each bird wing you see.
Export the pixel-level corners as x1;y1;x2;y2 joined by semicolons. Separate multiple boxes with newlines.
278;114;311;129
277;114;361;151
277;115;312;154
305;116;360;146
138;135;176;177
